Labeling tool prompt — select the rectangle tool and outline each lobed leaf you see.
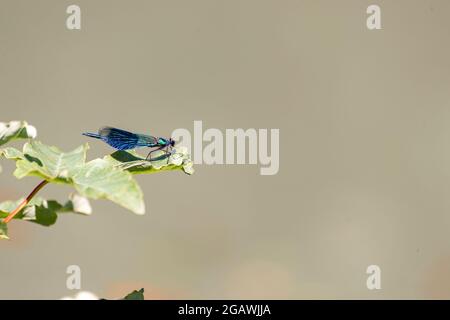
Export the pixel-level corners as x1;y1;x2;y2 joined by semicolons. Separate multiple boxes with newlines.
1;141;145;214
123;288;145;300
105;146;194;175
0;121;37;147
0;120;37;173
0;140;194;239
2;141;88;181
73;159;145;215
0;194;92;231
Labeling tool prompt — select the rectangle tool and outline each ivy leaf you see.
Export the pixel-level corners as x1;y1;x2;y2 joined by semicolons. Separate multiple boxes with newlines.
123;288;144;300
106;146;194;175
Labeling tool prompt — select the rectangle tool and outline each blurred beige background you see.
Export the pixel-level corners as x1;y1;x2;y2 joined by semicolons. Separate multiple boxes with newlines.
1;0;450;299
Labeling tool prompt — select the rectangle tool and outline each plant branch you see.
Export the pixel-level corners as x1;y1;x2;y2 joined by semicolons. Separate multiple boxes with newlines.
3;180;49;224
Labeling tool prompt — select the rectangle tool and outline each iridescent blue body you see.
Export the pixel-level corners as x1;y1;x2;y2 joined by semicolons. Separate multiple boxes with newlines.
83;127;175;160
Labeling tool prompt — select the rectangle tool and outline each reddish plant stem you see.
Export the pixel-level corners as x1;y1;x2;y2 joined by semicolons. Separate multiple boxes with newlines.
3;180;49;224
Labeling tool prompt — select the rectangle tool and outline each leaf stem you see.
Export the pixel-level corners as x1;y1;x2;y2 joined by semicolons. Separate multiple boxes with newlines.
3;180;49;224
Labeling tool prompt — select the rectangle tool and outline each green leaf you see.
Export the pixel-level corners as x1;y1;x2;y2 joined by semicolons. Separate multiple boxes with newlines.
0;199;22;215
2;141;145;214
0;121;37;147
105;146;194;175
0;121;37;173
123;288;144;300
1;146;23;160
0;222;8;240
1;141;194;229
0;194;92;230
33;206;58;226
3;141;88;181
73;159;145;215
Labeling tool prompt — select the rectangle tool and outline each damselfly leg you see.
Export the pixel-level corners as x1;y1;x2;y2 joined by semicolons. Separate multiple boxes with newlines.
145;146;164;161
145;145;172;162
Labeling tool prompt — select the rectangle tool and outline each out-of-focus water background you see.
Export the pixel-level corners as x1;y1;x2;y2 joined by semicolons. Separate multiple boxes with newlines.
1;0;450;299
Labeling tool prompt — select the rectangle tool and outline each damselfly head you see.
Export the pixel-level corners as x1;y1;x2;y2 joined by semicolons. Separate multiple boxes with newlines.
170;138;175;147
